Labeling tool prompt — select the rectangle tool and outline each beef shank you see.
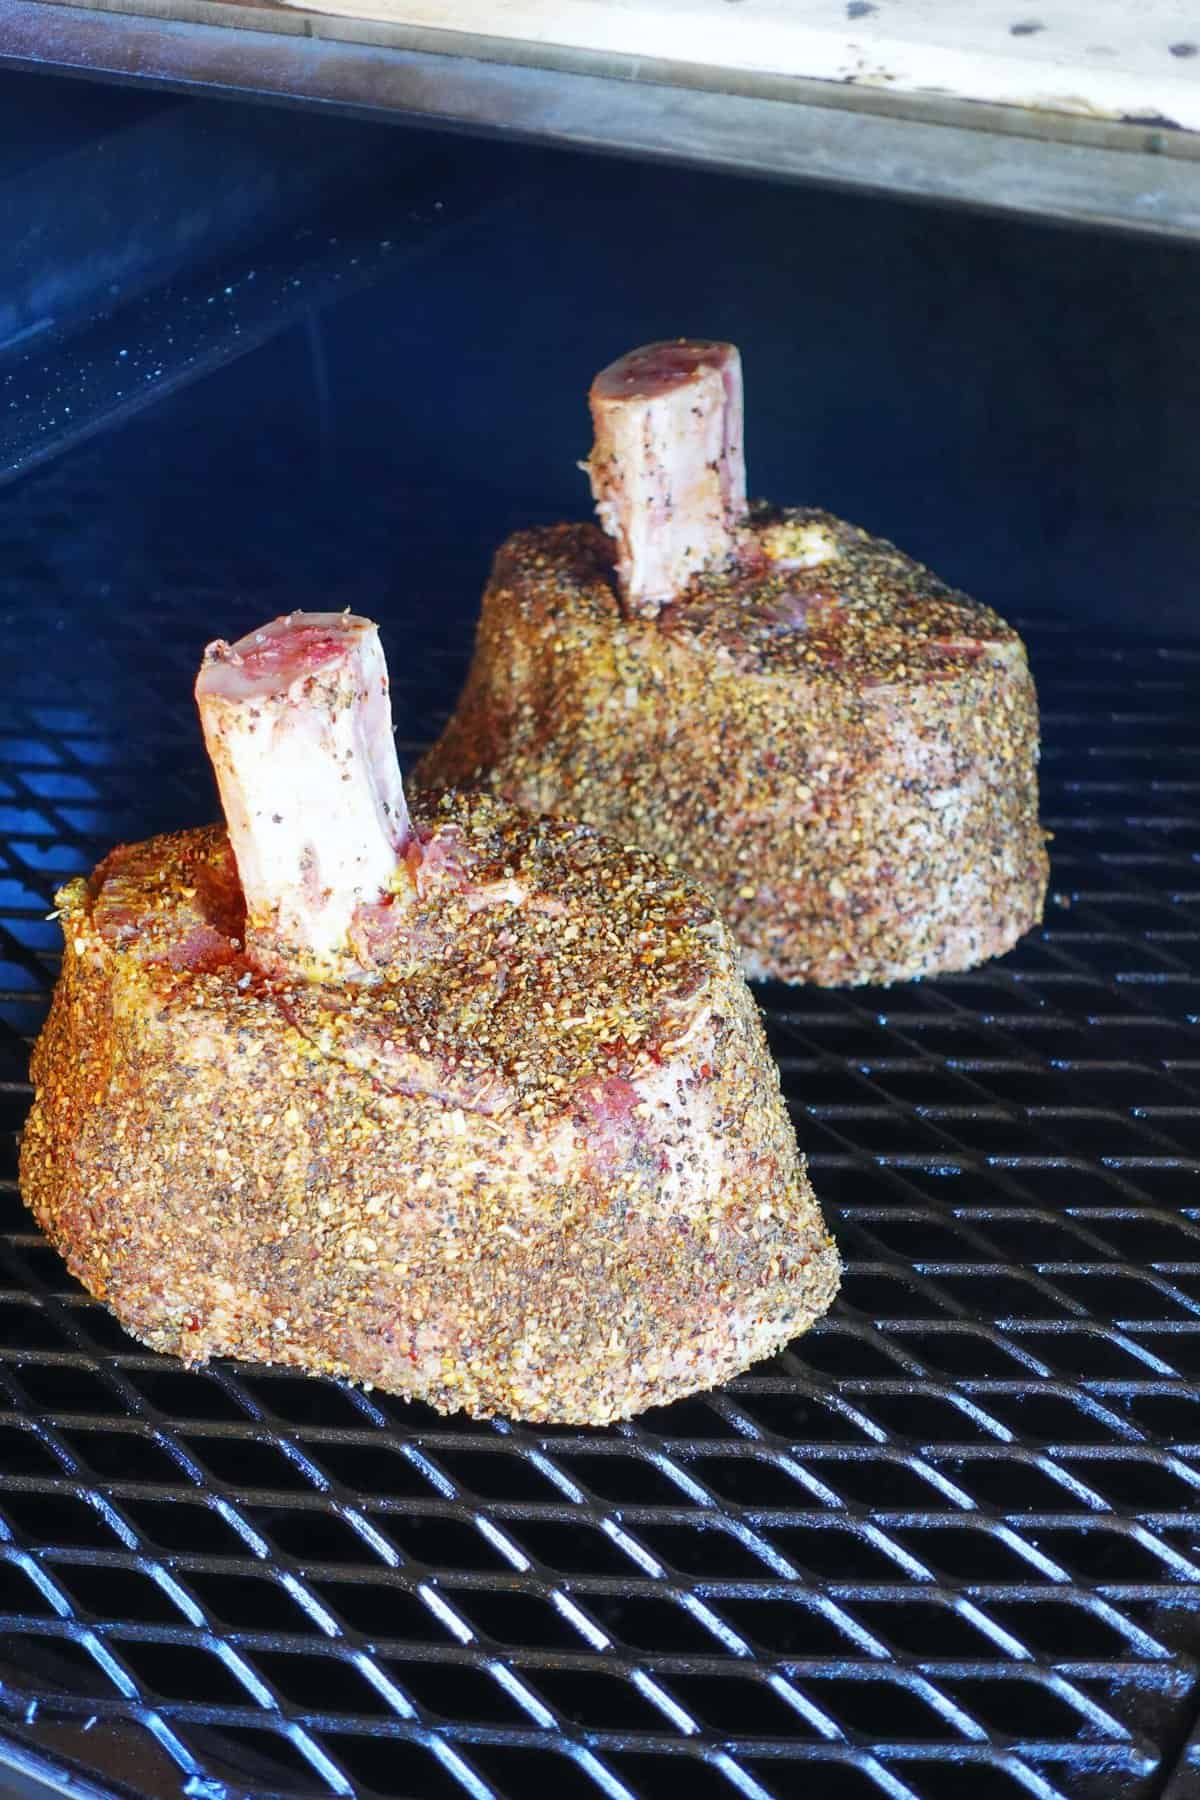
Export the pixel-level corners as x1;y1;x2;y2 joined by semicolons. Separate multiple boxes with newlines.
20;611;839;1423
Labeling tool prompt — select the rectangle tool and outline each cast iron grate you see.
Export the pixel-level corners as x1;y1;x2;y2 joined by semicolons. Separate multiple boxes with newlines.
1;463;1200;1799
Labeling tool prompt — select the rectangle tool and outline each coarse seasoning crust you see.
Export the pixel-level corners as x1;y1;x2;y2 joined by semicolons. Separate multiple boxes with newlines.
415;508;1050;986
20;793;839;1424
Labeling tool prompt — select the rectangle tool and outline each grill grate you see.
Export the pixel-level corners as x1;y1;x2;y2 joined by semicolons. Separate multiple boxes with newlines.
1;461;1200;1799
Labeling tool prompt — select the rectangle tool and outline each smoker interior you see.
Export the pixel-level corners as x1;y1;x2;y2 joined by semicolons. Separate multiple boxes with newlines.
2;70;1200;1800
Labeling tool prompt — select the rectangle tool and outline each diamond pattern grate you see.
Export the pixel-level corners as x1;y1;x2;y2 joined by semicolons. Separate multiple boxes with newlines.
0;455;1199;1799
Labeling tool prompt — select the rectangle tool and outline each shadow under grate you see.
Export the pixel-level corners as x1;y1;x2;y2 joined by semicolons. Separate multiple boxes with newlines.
0;466;1199;1798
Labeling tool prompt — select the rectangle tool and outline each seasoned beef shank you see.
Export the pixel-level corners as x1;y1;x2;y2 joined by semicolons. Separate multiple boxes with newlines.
20;612;839;1424
417;341;1048;986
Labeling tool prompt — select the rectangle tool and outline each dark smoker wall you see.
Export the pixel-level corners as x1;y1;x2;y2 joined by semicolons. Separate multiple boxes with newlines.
322;151;1200;638
0;69;1197;657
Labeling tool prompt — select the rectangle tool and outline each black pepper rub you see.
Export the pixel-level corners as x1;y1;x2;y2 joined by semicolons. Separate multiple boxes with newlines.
21;793;840;1423
416;506;1048;986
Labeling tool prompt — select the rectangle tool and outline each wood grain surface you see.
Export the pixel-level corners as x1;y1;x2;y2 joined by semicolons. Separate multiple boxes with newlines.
263;0;1200;130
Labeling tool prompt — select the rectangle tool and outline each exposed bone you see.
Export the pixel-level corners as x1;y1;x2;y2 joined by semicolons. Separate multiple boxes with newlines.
585;340;747;617
196;612;411;971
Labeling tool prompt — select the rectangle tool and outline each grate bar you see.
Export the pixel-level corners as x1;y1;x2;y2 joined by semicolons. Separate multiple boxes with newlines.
0;462;1199;1794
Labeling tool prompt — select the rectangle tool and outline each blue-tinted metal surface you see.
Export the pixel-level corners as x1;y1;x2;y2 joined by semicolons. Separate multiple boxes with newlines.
0;429;1198;1798
0;77;1195;1798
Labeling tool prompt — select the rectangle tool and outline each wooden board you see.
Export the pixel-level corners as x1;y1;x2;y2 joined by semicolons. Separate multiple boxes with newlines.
10;0;1200;238
268;0;1200;132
